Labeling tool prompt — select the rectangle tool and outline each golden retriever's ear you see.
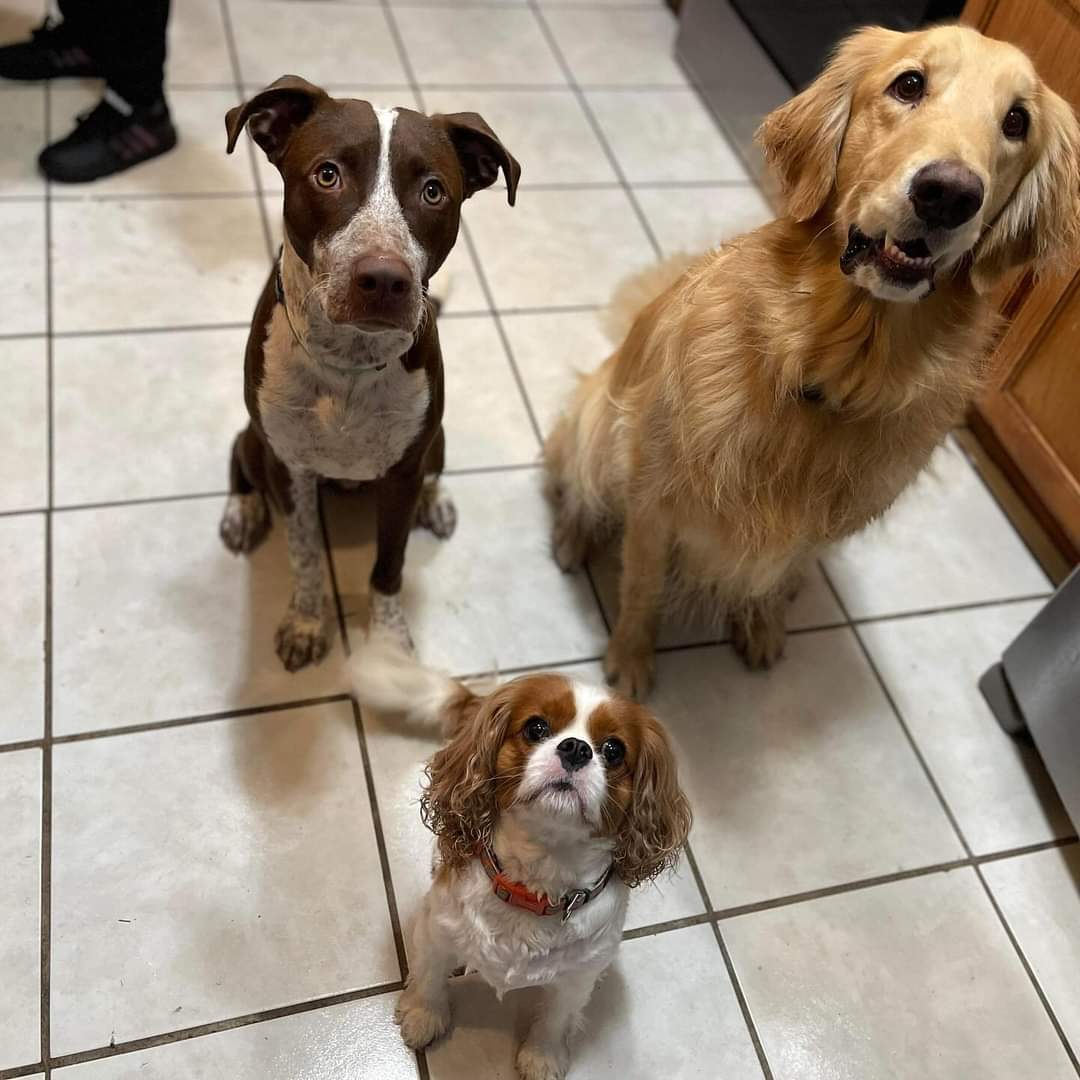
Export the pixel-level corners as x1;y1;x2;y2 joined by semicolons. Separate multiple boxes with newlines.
970;87;1080;293
419;684;516;870
757;26;898;220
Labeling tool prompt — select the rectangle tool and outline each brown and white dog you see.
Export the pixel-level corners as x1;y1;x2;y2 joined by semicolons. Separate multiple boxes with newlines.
545;25;1080;698
218;77;519;670
349;636;691;1080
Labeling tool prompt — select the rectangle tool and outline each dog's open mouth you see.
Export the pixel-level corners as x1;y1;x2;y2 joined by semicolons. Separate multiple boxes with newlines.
841;226;935;289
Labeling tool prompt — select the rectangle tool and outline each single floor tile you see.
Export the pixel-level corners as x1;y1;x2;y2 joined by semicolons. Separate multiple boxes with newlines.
51;497;347;735
636;183;773;255
724;869;1076;1080
0;338;47;513
650;629;964;908
0;514;45;745
0;201;45;335
0;750;41;1071
50;704;399;1056
0;86;45;197
859;601;1071;854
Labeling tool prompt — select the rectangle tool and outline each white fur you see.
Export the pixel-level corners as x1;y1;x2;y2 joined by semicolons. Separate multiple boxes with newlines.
258;298;430;482
349;630;456;728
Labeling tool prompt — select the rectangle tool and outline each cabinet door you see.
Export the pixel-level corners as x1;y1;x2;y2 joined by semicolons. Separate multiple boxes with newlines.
964;0;1080;560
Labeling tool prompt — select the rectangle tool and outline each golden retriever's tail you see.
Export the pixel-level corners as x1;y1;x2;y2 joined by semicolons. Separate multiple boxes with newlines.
602;253;698;345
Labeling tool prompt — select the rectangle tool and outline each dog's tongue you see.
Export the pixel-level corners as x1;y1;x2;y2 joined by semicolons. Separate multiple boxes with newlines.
840;226;876;275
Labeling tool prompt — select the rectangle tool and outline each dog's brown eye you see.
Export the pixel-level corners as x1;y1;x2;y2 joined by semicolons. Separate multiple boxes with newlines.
1003;105;1029;141
314;162;339;189
889;70;925;104
600;737;625;767
523;716;550;743
422;179;446;206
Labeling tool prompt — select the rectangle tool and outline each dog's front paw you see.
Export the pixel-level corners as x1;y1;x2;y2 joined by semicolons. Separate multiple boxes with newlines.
603;637;655;700
730;610;786;670
274;604;330;671
395;997;450;1050
416;480;457;539
369;589;415;654
551;509;589;573
516;1041;569;1080
219;493;270;554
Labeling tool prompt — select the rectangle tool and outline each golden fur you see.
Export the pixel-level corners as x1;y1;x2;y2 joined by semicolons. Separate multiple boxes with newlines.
545;25;1080;698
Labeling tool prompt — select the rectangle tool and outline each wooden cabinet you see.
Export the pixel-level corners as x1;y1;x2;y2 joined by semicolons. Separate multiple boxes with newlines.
963;0;1080;562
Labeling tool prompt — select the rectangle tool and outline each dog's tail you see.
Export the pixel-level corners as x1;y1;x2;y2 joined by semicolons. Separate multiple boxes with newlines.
347;634;478;737
602;252;699;345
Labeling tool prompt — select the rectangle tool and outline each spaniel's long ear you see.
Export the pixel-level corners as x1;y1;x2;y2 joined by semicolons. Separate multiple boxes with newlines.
225;75;328;163
613;714;692;888
420;682;518;870
970;87;1080;293
757;26;899;220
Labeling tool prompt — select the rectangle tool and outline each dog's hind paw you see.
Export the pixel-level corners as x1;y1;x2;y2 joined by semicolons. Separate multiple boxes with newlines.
396;999;450;1050
416;478;457;539
274;603;331;672
516;1042;569;1080
219;493;270;554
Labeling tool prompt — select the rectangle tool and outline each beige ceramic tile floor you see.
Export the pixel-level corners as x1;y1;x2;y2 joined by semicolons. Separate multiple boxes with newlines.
0;0;1076;1077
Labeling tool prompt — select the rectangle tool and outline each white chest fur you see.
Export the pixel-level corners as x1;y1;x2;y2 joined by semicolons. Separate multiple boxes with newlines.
258;305;430;481
432;861;628;997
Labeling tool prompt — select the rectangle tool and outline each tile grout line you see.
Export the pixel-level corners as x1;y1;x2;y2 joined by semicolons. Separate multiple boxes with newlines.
682;841;775;1080
459;221;547;449
217;0;277;263
317;499;416;1018
818;561;1080;1073
972;861;1080;1073
0;590;1068;757
40;71;54;1080
28;982;404;1076
527;0;664;259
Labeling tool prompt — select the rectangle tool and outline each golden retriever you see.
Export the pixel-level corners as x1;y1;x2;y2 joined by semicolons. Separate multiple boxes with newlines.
544;24;1080;699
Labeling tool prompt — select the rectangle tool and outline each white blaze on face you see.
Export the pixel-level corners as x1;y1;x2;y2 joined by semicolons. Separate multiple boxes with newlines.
313;105;428;332
518;682;613;825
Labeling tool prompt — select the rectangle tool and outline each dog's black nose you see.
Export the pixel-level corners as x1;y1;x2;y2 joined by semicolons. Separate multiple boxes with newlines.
909;161;984;230
557;738;593;772
354;255;412;299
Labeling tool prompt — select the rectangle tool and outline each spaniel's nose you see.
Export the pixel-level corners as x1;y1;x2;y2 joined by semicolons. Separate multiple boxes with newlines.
557;738;593;772
909;160;984;230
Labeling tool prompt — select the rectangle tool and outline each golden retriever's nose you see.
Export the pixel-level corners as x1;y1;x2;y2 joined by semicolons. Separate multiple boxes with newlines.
910;161;984;231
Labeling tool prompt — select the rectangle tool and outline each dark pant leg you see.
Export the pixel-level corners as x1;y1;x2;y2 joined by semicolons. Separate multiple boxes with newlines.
58;0;170;105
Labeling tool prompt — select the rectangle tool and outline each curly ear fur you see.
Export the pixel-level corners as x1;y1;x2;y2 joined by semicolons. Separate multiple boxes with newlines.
970;87;1080;293
611;715;692;888
419;683;518;870
757;26;899;220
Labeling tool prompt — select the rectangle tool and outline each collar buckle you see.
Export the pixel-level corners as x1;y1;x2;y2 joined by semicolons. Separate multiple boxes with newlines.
562;889;589;923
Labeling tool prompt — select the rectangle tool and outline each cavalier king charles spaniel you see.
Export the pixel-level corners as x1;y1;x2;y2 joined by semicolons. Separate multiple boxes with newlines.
349;636;691;1080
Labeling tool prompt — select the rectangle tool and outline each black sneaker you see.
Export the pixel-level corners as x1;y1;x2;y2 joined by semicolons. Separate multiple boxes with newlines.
39;92;178;183
0;17;99;81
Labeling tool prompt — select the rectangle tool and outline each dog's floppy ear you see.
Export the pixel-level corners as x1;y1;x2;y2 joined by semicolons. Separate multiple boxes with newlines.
435;112;521;205
225;75;328;163
420;682;517;869
611;712;692;888
757;26;898;220
970;87;1080;293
